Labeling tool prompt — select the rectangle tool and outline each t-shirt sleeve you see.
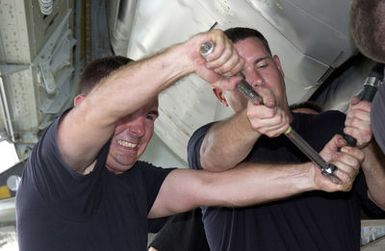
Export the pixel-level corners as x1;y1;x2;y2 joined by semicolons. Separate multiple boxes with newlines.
137;161;175;214
21;112;109;218
187;122;215;170
148;216;170;233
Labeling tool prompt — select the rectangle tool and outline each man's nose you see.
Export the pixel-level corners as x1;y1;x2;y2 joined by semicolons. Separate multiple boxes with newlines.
244;67;264;88
128;117;145;136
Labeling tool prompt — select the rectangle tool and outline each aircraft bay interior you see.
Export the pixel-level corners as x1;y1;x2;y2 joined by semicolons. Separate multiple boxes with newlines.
0;0;384;249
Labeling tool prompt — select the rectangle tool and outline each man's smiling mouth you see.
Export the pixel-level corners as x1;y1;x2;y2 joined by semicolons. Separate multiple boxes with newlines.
117;139;138;149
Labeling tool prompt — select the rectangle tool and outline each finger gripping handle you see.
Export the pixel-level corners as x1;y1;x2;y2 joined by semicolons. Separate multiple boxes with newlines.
343;76;379;147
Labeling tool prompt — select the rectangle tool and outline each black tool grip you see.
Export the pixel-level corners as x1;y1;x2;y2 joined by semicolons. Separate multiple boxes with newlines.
328;64;383;178
359;85;378;101
343;134;357;147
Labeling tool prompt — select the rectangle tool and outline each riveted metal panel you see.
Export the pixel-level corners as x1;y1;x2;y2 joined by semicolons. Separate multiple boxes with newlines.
0;0;70;64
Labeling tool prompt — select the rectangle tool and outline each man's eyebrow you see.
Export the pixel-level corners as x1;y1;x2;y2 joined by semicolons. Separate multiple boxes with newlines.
254;56;271;64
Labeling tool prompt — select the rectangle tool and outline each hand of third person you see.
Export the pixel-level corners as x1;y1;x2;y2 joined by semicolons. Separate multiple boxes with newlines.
313;135;364;192
344;96;372;148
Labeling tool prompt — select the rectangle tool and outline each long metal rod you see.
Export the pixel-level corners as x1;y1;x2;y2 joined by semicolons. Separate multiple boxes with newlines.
283;126;340;184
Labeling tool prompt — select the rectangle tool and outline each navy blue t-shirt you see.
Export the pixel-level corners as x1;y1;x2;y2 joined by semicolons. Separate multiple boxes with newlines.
188;110;383;251
16;115;173;251
149;208;210;251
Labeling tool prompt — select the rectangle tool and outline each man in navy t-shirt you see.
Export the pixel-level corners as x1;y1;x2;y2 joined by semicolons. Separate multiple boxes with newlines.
187;27;385;251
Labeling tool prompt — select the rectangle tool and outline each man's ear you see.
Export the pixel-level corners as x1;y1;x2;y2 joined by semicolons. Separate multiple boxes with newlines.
212;88;229;106
273;55;284;78
73;94;86;106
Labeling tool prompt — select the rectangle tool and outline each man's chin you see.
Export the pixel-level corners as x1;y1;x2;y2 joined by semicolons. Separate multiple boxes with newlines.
106;157;136;174
106;164;133;174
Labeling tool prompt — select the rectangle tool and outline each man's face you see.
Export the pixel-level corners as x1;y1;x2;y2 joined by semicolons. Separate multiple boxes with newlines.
106;98;159;174
220;37;288;113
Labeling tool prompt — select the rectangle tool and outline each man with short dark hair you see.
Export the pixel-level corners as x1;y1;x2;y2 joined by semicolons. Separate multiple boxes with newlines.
15;30;246;251
188;27;385;251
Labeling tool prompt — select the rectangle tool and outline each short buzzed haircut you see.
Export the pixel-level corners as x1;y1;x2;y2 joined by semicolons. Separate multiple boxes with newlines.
79;56;133;94
224;27;272;56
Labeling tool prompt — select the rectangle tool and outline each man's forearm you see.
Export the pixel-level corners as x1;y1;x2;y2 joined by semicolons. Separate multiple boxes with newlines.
200;110;260;171
201;159;356;208
153;135;362;217
90;44;193;126
204;162;315;207
152;162;315;217
362;141;385;210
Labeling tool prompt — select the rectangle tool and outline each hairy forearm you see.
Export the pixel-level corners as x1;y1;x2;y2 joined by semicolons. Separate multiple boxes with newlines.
150;163;315;218
151;154;358;217
200;110;260;171
86;44;193;127
362;141;385;210
199;162;314;207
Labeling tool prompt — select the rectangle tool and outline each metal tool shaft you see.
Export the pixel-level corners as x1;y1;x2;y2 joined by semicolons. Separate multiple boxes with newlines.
284;127;340;184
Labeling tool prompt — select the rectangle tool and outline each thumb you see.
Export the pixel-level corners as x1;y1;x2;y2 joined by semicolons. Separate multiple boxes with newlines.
321;135;346;162
350;96;361;106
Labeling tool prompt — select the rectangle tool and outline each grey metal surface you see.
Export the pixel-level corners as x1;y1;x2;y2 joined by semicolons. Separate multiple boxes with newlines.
0;8;75;160
361;220;385;250
0;0;71;64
